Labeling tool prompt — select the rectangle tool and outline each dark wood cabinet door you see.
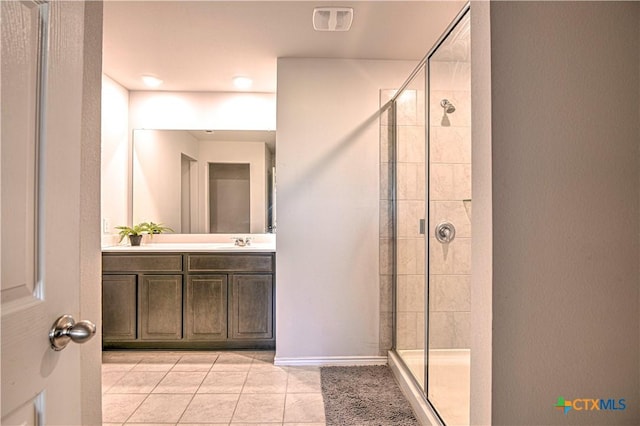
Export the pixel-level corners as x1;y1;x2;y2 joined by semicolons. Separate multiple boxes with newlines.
186;275;227;340
102;275;137;341
229;274;273;340
140;275;183;340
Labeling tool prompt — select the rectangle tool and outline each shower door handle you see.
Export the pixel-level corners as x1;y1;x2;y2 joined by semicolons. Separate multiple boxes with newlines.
419;219;425;235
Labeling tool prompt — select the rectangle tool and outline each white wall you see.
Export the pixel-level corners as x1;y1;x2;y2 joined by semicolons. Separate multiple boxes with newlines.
101;75;129;241
129;91;276;131
80;2;103;423
132;129;199;232
275;58;415;360
482;2;640;424
469;1;492;424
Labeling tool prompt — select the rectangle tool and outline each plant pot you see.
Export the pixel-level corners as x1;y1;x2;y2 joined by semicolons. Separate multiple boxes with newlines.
129;235;143;246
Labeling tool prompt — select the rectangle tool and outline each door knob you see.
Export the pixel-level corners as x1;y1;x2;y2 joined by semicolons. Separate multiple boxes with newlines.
49;314;96;351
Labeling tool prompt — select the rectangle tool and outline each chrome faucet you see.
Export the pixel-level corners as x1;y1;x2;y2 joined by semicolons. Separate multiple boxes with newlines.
232;236;251;247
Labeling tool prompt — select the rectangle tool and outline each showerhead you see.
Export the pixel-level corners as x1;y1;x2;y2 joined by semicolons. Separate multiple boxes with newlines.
440;99;456;114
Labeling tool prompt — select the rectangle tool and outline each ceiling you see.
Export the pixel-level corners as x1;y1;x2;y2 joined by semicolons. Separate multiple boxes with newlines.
102;1;467;92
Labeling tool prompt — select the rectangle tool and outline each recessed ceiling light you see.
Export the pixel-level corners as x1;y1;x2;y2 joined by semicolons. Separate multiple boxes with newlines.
141;75;163;88
233;76;253;90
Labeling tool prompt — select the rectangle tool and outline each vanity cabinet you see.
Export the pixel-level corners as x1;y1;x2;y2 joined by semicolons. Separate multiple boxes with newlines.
102;252;274;349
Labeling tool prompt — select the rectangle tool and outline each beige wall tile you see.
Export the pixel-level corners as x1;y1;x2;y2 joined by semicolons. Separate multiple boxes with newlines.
379;312;393;354
396;311;417;350
430;237;470;275
397;274;425;312
397;125;425;163
431;275;471;312
434;200;471;238
430;127;471;164
430;163;454;200
380;274;393;313
379;238;392;275
397;200;425;238
453;163;472;200
416;312;425;349
396;89;418;125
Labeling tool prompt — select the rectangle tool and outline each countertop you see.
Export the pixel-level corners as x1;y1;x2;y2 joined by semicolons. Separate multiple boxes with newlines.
102;242;276;253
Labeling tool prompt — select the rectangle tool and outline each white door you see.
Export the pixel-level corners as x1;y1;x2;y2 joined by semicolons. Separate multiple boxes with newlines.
1;1;102;425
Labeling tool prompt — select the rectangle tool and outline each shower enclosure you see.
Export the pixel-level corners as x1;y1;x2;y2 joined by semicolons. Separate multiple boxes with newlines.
384;6;471;425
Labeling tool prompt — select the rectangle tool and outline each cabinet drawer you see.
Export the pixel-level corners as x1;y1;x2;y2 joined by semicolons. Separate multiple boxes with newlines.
103;254;182;272
187;254;273;272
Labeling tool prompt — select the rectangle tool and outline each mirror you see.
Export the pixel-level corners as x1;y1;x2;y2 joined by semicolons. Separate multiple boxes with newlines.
132;129;276;234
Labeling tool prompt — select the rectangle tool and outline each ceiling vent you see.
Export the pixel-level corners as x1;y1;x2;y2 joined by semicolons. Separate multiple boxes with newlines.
312;7;353;32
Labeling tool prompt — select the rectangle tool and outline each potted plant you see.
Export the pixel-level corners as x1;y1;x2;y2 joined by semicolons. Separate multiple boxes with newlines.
115;224;148;246
141;221;174;238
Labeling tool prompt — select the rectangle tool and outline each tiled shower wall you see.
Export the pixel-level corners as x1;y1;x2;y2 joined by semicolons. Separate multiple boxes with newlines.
379;102;393;356
380;88;426;353
428;60;471;349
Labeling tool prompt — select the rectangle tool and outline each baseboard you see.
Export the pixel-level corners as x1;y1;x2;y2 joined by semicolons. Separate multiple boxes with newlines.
274;355;387;367
388;350;443;426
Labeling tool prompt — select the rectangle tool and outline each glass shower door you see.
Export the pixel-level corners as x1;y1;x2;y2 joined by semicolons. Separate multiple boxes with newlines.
394;65;427;390
427;10;471;425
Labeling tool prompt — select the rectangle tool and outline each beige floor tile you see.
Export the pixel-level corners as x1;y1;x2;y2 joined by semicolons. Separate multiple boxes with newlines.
103;351;145;364
198;371;247;394
216;352;254;363
283;393;326;423
172;354;219;372
103;371;127;394
102;423;124;426
152;371;207;394
133;356;179;372
242;371;288;394
107;371;167;394
286;368;321;393
230;423;282;426
178;393;239;423
128;394;193;423
210;353;253;372
250;351;276;362
123;423;177;425
102;393;147;423
210;362;252;373
103;362;139;373
178;424;232;426
232;393;285;423
250;362;287;373
283;423;325;426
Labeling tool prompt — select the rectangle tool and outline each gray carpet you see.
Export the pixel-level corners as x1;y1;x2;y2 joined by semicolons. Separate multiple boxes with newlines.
320;365;420;426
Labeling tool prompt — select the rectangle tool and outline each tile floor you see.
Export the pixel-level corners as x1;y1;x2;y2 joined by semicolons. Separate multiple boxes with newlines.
102;351;326;425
